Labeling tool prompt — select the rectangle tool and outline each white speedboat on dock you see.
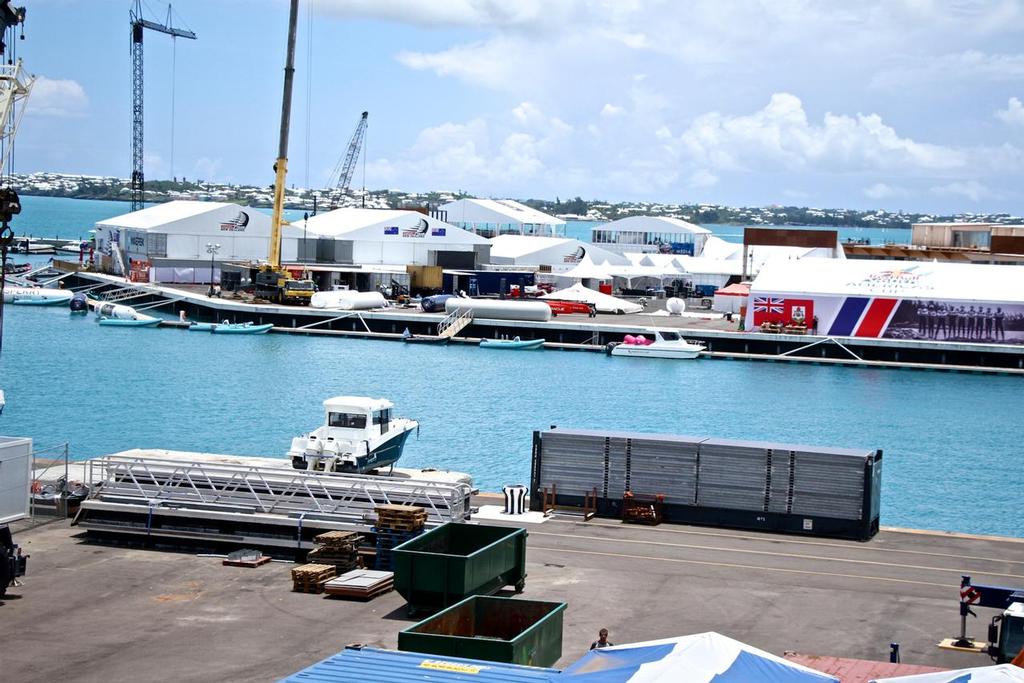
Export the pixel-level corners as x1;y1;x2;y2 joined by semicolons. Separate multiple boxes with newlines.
607;328;705;360
288;396;418;474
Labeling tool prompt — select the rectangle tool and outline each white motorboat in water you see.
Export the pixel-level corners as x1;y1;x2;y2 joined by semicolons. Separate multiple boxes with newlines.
607;329;705;360
288;396;418;473
2;286;73;305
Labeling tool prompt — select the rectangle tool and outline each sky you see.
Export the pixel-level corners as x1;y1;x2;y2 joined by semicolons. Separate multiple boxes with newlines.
17;0;1024;214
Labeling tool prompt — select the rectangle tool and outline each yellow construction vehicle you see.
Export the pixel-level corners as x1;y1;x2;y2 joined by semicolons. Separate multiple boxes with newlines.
255;0;314;305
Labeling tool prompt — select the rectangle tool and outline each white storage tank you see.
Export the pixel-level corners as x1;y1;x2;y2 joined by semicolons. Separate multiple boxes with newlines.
444;298;552;322
310;290;388;310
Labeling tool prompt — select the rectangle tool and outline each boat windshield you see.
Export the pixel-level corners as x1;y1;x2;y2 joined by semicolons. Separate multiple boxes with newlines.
659;331;681;341
328;412;367;429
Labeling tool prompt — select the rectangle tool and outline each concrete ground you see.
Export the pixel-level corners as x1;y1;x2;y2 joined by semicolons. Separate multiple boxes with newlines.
3;514;1021;682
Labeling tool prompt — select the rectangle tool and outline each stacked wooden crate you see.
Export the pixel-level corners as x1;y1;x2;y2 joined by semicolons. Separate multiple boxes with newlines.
307;530;361;572
373;505;426;571
291;563;336;594
324;569;394;601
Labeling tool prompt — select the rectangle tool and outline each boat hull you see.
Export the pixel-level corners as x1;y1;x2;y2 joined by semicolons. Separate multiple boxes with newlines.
611;344;702;359
291;426;414;474
98;317;161;327
212;323;273;334
479;339;545;350
403;335;448;345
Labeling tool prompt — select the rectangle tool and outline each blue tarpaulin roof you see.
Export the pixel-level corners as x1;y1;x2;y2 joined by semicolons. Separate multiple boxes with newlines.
281;646;560;683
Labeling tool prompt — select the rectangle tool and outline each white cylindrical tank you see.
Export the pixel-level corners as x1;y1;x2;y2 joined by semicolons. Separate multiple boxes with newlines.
310;290;388;310
444;298;552;322
96;302;140;319
666;297;686;315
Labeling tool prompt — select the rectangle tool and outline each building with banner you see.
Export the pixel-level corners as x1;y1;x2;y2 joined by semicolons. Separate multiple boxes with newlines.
591;216;712;255
746;258;1024;344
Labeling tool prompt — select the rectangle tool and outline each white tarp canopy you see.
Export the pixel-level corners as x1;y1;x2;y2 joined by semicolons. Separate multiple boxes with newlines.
561;632;838;683
440;198;565;229
872;664;1024;682
751;258;1024;304
490;235;628;268
541;282;643;314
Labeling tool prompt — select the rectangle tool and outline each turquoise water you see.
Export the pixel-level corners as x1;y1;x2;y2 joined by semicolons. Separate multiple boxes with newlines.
0;300;1022;538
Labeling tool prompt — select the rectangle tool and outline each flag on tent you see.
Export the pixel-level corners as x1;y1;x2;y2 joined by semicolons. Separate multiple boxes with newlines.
560;632;839;682
872;664;1024;683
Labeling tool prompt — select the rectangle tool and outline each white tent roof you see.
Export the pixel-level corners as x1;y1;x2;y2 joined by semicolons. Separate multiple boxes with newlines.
700;236;743;260
98;201;239;231
872;664;1024;682
751;258;1024;303
440;198;565;226
554;258;615;280
541;282;643;314
600;215;712;235
303;208;488;244
490;235;629;265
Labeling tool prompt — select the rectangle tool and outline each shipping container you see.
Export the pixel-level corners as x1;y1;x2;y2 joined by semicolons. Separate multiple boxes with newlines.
530;428;881;541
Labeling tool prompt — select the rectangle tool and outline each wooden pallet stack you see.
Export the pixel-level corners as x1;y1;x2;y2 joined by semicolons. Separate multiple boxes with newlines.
291;563;336;594
373;504;426;571
324;569;394;601
307;530;361;572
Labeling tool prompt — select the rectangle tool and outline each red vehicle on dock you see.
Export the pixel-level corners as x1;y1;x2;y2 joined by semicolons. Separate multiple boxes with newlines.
543;300;597;317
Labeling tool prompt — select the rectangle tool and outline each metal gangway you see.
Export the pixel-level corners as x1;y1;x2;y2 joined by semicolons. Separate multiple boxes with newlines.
77;456;473;547
94;284;153;304
437;306;473;338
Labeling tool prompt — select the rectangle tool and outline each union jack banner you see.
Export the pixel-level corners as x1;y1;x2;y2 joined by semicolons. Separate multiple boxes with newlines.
753;296;784;314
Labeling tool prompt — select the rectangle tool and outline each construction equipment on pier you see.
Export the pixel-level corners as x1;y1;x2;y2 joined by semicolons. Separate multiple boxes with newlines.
327;111;368;210
943;575;1024;664
253;0;314;305
129;1;196;212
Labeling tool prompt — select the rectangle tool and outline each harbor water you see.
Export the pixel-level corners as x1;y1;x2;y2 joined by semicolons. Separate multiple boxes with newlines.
1;300;1022;538
1;197;1020;538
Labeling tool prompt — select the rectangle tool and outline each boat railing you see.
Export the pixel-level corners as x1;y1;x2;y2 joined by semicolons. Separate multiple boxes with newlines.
83;455;473;527
437;306;474;339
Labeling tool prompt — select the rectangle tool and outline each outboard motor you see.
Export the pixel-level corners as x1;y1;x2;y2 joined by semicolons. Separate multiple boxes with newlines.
69;292;88;312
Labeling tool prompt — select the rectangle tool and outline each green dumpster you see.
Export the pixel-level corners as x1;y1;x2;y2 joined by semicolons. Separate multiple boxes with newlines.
392;523;527;614
398;595;566;667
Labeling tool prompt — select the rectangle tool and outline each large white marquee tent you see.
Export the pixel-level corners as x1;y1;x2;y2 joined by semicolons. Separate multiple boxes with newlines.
439;198;565;237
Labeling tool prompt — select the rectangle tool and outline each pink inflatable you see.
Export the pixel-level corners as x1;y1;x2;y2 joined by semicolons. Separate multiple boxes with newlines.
623;335;637;344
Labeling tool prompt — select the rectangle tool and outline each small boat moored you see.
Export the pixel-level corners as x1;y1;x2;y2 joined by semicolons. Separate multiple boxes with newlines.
288;396;419;473
607;328;705;360
479;336;545;350
2;286;73;306
190;321;273;334
95;302;161;327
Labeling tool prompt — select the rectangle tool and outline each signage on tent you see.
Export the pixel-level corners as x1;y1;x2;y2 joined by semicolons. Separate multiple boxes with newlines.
219;211;249;232
564;246;586;263
401;219;430;238
383;226;399;235
846;266;933;295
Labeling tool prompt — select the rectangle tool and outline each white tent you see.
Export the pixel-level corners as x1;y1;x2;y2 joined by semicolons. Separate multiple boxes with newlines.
302;208;488;266
561;632;838;682
553;258;615;280
440;198;565;237
591;215;712;255
872;664;1024;682
490;235;628;269
541;282;643;314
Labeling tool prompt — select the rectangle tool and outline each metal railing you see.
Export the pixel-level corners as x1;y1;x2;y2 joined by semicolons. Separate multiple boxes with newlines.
437;306;473;338
83;455;472;526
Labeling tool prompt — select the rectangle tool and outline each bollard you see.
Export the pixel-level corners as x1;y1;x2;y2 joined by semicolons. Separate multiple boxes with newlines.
889;643;900;663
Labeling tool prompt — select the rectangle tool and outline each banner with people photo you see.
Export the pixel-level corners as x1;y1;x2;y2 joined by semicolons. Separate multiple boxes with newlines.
882;299;1022;344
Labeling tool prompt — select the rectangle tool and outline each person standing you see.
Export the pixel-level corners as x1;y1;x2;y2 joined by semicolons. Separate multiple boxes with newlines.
935;304;947;339
984;307;994;340
591;628;614;650
995;307;1006;341
966;306;976;339
917;301;927;337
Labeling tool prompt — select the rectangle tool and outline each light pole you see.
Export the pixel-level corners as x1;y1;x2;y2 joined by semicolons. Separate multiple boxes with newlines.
206;242;220;297
302;212;309;279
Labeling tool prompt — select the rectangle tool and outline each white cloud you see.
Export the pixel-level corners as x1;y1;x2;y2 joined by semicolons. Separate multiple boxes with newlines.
872;51;1024;90
931;180;994;202
31;76;88;117
600;103;625;117
863;182;907;199
996;97;1024;127
676;93;966;174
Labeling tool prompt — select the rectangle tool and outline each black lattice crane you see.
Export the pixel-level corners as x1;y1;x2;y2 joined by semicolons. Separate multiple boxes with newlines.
327;111;368;209
130;1;195;212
